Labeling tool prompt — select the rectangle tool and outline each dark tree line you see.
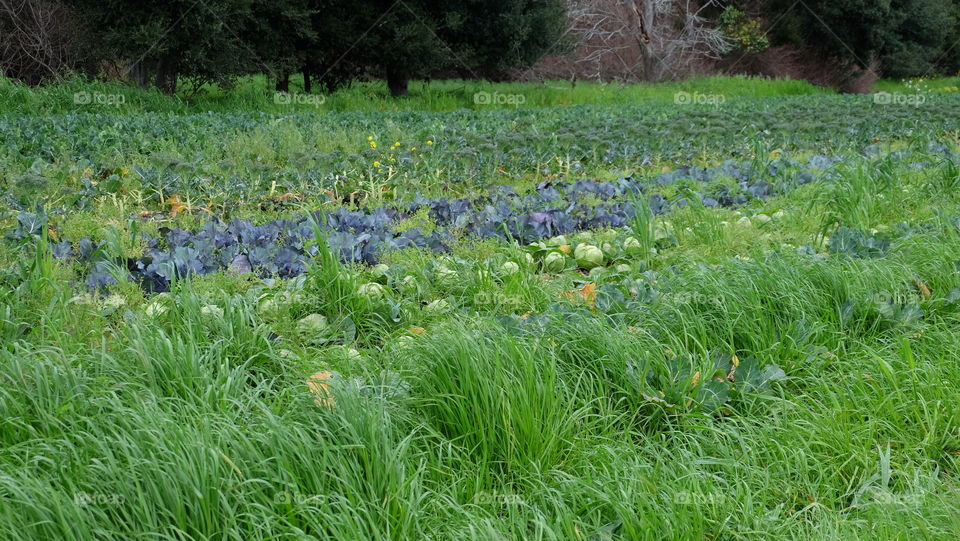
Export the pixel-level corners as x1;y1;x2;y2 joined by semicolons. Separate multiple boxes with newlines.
745;0;960;78
3;0;959;94
55;0;570;96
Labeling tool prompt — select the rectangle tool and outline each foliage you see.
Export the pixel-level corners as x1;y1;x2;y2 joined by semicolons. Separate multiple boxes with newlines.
763;0;958;77
56;0;569;96
62;0;259;92
719;6;769;54
3;81;960;539
344;0;570;96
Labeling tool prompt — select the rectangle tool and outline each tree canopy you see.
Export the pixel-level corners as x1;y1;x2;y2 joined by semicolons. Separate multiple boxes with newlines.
761;0;958;78
62;0;571;95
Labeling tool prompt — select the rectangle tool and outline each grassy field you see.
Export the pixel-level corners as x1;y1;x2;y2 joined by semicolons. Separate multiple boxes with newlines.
2;76;960;540
0;74;832;114
3;73;956;116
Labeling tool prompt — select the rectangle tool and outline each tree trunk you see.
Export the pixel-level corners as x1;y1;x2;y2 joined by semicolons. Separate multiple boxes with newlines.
386;68;409;97
276;72;290;93
642;50;665;82
129;59;149;89
155;55;178;94
628;0;664;82
302;64;312;93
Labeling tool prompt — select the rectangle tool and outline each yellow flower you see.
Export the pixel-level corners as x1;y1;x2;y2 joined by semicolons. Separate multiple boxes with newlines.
373;161;380;167
369;141;377;149
410;147;416;151
426;140;433;145
367;136;374;141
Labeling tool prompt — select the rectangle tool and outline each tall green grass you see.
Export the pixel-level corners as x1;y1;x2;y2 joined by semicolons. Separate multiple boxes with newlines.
3;155;960;539
5;72;958;116
0;74;832;114
3;75;960;539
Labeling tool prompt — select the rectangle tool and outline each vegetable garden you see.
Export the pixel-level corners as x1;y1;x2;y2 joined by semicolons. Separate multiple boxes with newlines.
2;84;960;539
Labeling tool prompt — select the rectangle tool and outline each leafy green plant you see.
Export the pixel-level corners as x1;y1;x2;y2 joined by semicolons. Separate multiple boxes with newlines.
719;7;770;54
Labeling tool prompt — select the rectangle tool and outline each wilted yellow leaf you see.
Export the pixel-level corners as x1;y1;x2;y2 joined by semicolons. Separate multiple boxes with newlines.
166;195;186;217
307;371;335;408
564;282;597;309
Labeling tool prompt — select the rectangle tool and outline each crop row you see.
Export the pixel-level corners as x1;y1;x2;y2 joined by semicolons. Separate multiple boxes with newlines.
2;96;959;209
24;146;950;291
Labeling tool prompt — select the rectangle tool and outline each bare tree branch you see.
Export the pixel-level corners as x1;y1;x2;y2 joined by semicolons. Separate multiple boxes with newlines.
1;0;82;85
527;0;729;83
